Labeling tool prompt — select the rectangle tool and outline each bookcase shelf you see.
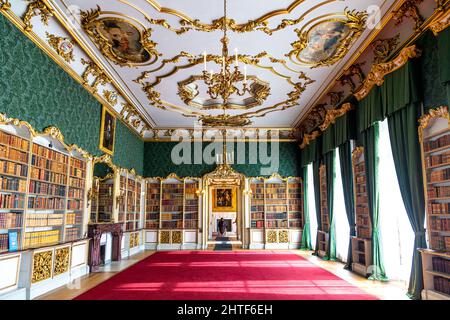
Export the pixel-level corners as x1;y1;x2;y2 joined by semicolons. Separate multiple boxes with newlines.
145;180;160;229
161;181;184;230
288;178;303;229
184;180;200;230
317;164;329;257
250;179;264;229
351;147;373;276
118;171;144;232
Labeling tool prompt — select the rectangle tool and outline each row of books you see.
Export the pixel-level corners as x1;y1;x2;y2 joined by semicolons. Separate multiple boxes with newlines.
423;134;450;152
161;213;182;220
70;158;86;170
428;168;450;183
433;276;450;295
146;213;159;220
289;212;302;219
251;205;264;212
289;199;302;205
0;176;27;192
31;155;67;174
0;146;28;163
0;233;9;252
266;220;288;228
161;194;183;200
357;227;371;239
356;184;367;194
184;213;198;220
251;212;264;220
357;215;371;226
357;196;368;203
28;180;66;196
430;217;450;231
427;185;450;198
428;203;450;215
67;199;83;210
430;236;450;251
28;197;65;210
0;212;22;228
25;213;64;227
65;227;80;241
0;160;28;177
145;221;159;229
356;206;369;214
146;205;160;212
354;163;365;173
289;205;302;212
265;194;286;199
24;229;60;248
66;212;82;225
251;221;264;228
147;194;160;200
0;194;25;209
161;221;183;229
265;205;287;212
68;188;83;199
266;213;288;219
161;205;183;211
69;177;84;189
356;175;366;183
432;257;450;274
30;167;66;185
425;152;450;168
0;131;29;151
289;221;302;228
184;220;197;229
32;144;68;164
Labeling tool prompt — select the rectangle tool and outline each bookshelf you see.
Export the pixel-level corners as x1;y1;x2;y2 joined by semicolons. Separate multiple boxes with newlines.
118;174;126;223
419;107;450;299
250;179;264;229
97;177;113;222
184;180;199;229
123;173;142;232
145;179;160;229
318;164;329;257
264;182;288;229
351;147;373;276
65;157;86;242
160;182;184;230
287;178;303;229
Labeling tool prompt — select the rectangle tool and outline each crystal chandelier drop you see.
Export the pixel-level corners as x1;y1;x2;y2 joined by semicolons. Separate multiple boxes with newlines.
201;0;251;107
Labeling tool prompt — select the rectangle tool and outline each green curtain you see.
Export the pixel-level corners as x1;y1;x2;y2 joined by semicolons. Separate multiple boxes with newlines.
437;27;450;105
362;123;388;281
324;150;336;261
339;140;356;269
312;160;322;254
387;103;426;299
301;166;312;249
357;86;384;133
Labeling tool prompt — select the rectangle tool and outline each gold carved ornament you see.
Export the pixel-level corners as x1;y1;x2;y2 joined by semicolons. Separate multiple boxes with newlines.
0;0;11;11
278;230;289;243
32;250;53;283
287;8;368;68
160;231;170;244
22;0;53;32
418;106;450;142
53;247;70;276
354;45;422;101
171;231;182;244
392;0;424;33
318;103;354;131
299;130;321;149
266;230;277;243
80;6;160;67
45;32;75;63
429;7;450;35
371;35;400;64
351;146;364;167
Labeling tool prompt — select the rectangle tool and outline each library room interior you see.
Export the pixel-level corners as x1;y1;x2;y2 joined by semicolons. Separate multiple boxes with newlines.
0;0;449;303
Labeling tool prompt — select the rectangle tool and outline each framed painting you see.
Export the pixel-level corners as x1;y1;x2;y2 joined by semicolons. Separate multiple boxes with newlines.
99;105;116;155
212;188;236;212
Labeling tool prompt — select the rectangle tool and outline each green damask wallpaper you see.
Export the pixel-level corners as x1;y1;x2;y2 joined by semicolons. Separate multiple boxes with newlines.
144;142;301;178
0;14;143;174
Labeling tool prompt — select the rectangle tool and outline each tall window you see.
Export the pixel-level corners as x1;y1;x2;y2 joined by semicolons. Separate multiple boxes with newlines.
334;148;350;263
307;164;318;249
378;119;415;282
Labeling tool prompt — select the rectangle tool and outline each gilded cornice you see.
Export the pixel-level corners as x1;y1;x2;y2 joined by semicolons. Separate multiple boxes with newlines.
23;0;53;32
354;45;422;101
418;105;450;142
318;103;354;131
0;0;11;11
93;154;119;173
299;130;321;149
429;5;450;34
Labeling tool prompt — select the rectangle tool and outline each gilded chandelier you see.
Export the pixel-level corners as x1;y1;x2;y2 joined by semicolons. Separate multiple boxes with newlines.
201;0;251;106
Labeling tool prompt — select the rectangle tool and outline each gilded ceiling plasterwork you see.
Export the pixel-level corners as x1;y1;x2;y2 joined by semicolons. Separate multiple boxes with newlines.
80;6;160;67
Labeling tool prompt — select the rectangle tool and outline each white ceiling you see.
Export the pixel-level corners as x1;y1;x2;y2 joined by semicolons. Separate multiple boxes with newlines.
48;0;398;128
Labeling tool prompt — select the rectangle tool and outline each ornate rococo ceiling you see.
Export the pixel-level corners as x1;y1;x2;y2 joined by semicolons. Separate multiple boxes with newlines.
1;0;449;141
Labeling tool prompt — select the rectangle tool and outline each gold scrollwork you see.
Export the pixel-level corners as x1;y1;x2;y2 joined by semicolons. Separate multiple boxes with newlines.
171;231;182;244
418;106;450;142
160;231;170;244
53;247;70;276
392;0;424;33
0;0;11;11
429;7;450;35
278;230;289;243
318;103;354;131
354;45;422;101
103;90;118;106
199;114;252;127
80;6;160;67
351;146;364;166
45;32;75;63
266;230;277;243
23;0;53;32
300;130;321;149
32;250;53;283
287;9;367;68
371;35;400;64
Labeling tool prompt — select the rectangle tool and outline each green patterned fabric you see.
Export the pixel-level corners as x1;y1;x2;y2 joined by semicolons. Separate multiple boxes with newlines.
144;142;301;177
300;166;312;250
437;27;450;105
0;14;144;174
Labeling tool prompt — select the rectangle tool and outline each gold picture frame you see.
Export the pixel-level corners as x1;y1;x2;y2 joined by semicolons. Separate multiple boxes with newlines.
212;187;237;212
99;105;116;155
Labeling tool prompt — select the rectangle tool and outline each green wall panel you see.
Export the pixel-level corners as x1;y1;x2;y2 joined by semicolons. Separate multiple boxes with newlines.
144;142;301;178
0;14;144;174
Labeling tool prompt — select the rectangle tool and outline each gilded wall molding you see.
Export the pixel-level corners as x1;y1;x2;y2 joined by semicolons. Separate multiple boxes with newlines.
318;103;354;131
103;90;118;106
0;0;10;11
418;106;450;142
23;0;53;32
429;6;450;35
354;45;422;101
299;130;321;149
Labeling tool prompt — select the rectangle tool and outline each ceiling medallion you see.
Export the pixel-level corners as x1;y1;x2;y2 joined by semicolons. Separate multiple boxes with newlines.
45;32;75;63
177;75;270;110
286;8;367;68
80;5;160;67
199;114;252;127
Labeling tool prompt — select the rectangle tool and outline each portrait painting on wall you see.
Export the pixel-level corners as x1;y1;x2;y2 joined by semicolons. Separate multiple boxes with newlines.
212;188;237;212
298;20;351;64
99;105;116;155
96;18;151;64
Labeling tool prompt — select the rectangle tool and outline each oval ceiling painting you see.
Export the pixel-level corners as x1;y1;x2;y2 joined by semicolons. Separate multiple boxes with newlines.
298;21;351;64
81;7;159;67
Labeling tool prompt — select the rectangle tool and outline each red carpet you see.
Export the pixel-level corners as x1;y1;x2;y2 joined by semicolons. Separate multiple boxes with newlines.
75;251;377;300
